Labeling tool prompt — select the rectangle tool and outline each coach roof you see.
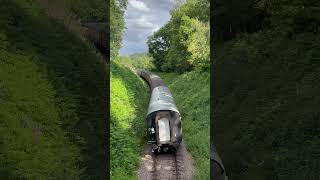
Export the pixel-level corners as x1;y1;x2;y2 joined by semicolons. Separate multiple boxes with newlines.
147;86;180;115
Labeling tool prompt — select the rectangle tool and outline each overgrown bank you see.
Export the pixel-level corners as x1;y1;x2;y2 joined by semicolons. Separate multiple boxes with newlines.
0;1;107;179
213;22;320;180
110;61;149;179
213;0;320;179
160;71;210;179
213;29;320;180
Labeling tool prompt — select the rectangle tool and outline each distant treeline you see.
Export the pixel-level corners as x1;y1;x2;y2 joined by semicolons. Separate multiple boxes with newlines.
147;0;210;73
118;53;156;71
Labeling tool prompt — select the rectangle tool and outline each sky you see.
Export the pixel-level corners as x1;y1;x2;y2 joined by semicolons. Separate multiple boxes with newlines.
119;0;176;56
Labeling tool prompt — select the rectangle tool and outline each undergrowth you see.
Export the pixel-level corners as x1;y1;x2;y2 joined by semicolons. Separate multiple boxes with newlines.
0;0;107;179
110;60;149;180
160;71;210;180
213;30;320;180
0;51;81;179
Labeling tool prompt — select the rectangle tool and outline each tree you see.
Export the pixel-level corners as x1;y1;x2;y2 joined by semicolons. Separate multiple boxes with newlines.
110;0;127;59
187;19;210;71
147;26;171;71
147;0;210;72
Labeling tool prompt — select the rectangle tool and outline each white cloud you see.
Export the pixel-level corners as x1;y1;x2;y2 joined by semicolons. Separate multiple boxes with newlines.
129;0;150;12
152;26;160;33
120;0;176;55
135;17;155;29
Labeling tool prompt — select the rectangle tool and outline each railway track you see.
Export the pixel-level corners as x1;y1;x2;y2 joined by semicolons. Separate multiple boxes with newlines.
138;142;194;180
154;152;178;180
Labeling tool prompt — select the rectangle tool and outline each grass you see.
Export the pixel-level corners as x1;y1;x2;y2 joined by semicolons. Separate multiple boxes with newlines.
160;71;210;180
213;30;320;179
0;51;80;179
110;60;150;180
0;0;107;179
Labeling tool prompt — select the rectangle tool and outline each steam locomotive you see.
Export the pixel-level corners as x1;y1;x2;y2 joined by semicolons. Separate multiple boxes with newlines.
138;69;182;153
81;22;108;57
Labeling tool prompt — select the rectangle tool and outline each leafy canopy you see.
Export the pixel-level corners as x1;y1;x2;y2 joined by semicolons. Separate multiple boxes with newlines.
147;0;210;73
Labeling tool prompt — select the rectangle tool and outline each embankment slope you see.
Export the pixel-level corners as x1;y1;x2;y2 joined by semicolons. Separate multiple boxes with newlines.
110;61;150;180
213;30;320;179
161;71;210;179
0;1;107;179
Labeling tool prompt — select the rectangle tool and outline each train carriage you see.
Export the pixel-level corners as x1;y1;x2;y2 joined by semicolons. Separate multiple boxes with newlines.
138;69;182;153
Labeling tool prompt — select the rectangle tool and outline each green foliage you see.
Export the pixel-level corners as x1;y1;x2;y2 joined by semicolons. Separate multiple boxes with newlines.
268;0;320;35
0;1;107;179
212;0;320;42
111;0;128;58
118;53;156;71
0;51;80;179
36;0;108;39
147;26;171;71
147;0;210;73
160;71;210;180
186;18;210;71
66;0;108;22
173;0;210;23
110;61;149;180
213;29;320;180
36;0;107;22
109;1;148;179
212;0;268;41
212;1;320;177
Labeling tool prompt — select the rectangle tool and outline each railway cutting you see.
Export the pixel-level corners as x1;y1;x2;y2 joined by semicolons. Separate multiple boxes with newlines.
137;70;194;180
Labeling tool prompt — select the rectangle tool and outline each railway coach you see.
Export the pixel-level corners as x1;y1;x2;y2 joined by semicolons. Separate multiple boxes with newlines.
138;69;182;153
